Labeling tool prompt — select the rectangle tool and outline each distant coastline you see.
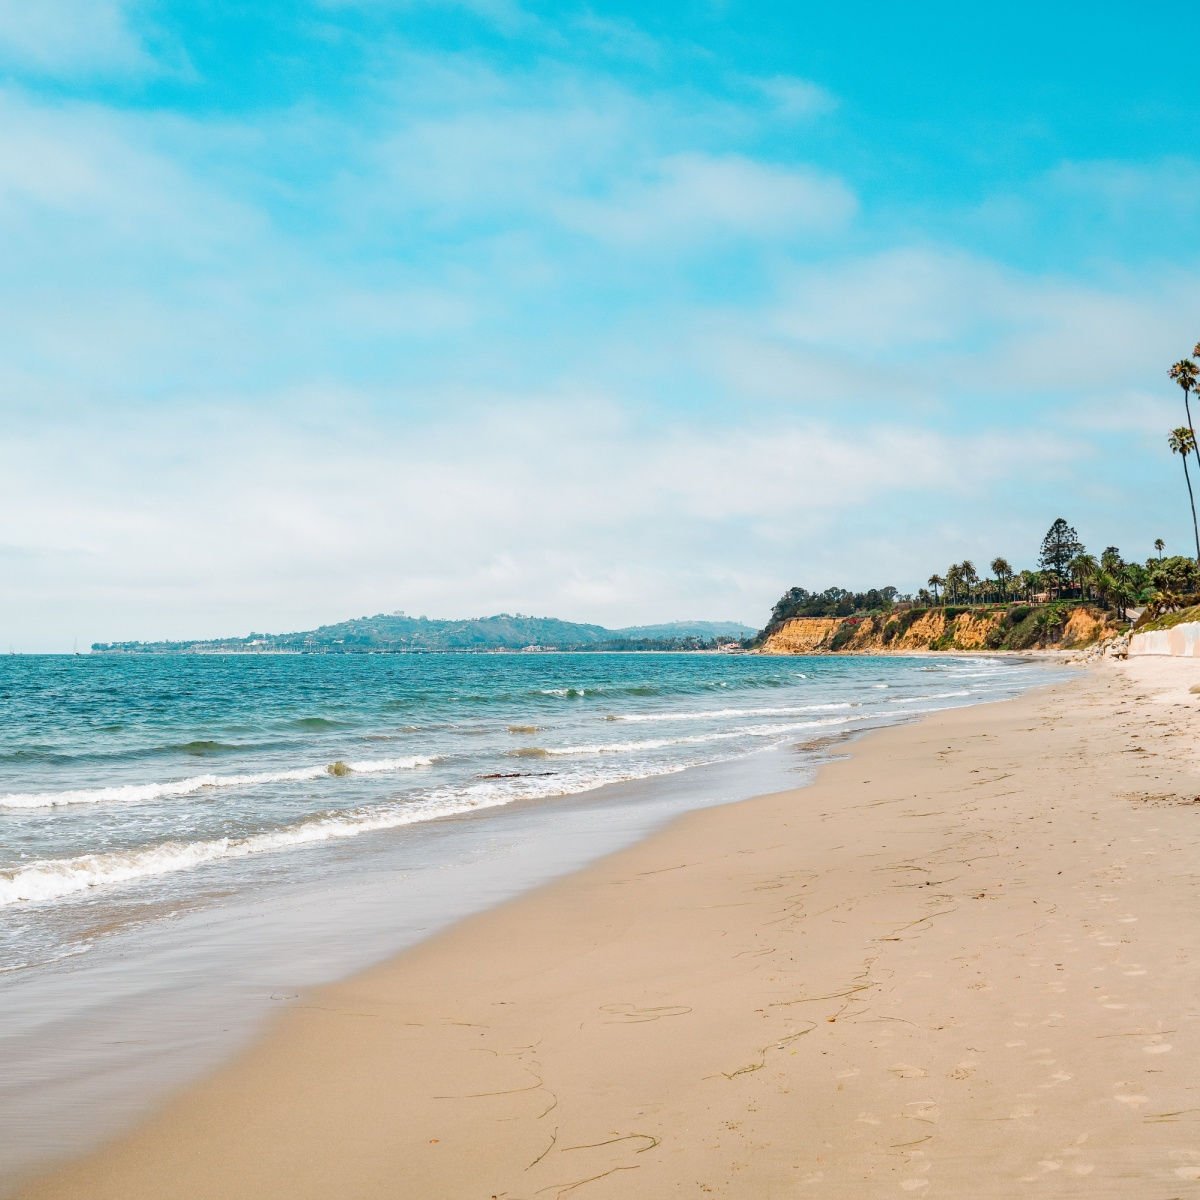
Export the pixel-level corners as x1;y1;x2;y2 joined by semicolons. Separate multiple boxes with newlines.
90;613;756;656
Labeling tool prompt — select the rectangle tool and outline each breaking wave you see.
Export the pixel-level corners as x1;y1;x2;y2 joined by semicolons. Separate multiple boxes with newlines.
0;763;687;907
0;755;440;810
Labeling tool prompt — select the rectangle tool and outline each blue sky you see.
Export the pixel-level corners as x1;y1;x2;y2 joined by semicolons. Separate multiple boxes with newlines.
2;1;1198;650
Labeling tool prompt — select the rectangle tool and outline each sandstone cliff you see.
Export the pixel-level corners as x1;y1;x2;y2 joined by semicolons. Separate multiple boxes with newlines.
759;606;1117;655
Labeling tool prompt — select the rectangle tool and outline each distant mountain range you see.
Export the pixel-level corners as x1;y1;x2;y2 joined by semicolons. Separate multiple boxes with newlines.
91;613;757;654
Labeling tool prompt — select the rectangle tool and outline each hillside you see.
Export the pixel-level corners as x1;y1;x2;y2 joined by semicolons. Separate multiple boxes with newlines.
91;614;756;654
758;605;1118;654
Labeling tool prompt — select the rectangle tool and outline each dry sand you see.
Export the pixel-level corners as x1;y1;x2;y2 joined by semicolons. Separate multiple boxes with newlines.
20;657;1200;1198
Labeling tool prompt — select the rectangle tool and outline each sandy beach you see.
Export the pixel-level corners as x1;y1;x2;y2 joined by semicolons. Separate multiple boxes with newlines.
19;655;1200;1199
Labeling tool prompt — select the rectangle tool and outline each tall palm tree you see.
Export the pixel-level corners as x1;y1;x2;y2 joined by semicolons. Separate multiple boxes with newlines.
1170;358;1199;465
990;556;1012;601
1169;426;1200;562
927;574;944;605
945;564;963;604
959;560;978;604
1154;537;1165;560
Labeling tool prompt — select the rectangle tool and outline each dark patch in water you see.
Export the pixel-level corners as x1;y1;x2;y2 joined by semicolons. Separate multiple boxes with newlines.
478;770;556;780
174;740;237;756
292;717;340;730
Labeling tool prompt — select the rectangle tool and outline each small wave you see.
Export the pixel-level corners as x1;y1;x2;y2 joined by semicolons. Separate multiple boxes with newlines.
0;755;439;810
507;747;551;759
536;684;662;699
549;717;856;757
888;690;970;704
507;724;541;734
607;704;853;724
173;740;239;756
291;717;341;730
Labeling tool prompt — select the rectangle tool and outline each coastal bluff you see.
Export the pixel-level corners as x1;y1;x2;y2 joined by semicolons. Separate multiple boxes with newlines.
759;605;1115;654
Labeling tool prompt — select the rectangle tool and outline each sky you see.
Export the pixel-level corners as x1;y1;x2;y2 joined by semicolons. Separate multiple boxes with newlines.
3;0;1199;651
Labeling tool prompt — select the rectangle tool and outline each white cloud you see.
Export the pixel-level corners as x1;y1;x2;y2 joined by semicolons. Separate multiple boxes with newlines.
749;74;837;118
753;246;1199;397
0;392;1083;649
558;153;856;244
0;0;155;76
0;90;260;245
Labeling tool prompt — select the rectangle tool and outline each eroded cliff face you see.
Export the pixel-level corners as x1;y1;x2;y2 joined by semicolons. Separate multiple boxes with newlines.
759;607;1117;654
1059;608;1115;647
755;617;844;653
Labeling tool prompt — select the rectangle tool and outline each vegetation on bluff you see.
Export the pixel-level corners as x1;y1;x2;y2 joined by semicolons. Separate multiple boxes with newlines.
756;518;1200;652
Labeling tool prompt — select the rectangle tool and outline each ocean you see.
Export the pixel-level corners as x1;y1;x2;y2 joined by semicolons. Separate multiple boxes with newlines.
0;650;1059;1186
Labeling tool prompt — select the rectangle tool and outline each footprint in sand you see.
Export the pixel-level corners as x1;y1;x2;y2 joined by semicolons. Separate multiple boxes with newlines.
1039;1072;1073;1090
1144;1042;1172;1055
600;1003;692;1023
889;1064;927;1079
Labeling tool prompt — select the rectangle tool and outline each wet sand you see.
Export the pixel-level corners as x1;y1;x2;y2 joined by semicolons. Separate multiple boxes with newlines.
19;656;1200;1198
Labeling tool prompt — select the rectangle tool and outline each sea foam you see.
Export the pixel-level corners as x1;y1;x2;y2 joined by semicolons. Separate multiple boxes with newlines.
0;762;687;906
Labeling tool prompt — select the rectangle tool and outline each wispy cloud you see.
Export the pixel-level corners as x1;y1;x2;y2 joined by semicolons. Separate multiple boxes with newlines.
557;153;856;245
0;0;167;77
747;74;838;118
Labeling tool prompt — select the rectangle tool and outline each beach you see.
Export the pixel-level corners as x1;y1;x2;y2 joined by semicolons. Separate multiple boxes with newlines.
17;654;1200;1197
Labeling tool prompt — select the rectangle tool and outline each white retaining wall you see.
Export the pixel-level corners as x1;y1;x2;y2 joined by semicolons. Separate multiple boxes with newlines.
1128;620;1200;658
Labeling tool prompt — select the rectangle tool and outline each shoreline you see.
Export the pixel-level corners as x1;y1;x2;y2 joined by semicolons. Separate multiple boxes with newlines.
18;656;1200;1197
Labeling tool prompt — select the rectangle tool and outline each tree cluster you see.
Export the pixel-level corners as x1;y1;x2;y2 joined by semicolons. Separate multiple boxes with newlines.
769;586;901;624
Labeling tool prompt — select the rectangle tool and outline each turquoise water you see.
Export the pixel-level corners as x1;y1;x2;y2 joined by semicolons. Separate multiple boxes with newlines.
0;651;1059;1187
0;652;1042;970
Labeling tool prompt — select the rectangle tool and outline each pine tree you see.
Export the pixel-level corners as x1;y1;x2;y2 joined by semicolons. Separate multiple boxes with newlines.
1038;518;1084;592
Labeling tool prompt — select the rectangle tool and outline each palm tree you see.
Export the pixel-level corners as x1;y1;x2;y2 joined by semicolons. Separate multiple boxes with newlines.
1170;358;1199;464
990;556;1012;601
944;565;959;604
1154;537;1165;560
959;560;978;605
927;574;944;605
1169;426;1200;562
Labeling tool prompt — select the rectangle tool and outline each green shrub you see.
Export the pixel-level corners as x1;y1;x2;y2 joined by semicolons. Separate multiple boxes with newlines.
829;623;857;651
1005;612;1043;650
